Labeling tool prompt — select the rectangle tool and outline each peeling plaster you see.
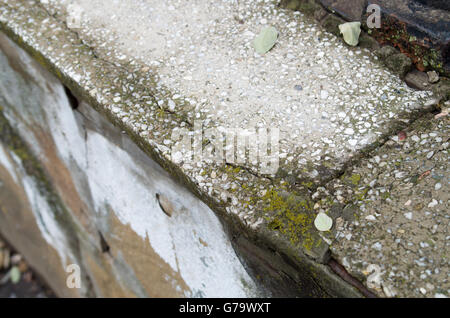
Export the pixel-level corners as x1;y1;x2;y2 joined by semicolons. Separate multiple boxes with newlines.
0;31;260;297
0;144;73;267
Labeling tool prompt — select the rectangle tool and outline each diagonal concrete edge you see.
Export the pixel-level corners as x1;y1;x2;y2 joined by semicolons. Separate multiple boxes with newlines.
0;0;444;297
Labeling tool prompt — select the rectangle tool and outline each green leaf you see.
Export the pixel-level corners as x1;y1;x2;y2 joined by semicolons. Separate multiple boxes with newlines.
253;26;278;54
314;212;333;232
339;22;361;47
10;266;21;284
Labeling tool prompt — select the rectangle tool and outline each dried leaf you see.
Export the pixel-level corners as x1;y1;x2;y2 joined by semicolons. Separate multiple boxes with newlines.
2;249;9;269
156;193;174;217
434;108;448;119
398;131;407;141
253;26;278;54
418;170;431;180
10;266;21;284
314;212;333;232
339;22;361;46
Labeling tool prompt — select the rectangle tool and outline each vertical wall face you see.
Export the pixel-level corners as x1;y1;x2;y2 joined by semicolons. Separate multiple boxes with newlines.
0;32;261;297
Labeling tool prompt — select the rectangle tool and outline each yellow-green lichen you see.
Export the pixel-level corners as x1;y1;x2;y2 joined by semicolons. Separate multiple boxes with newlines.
262;189;317;250
349;173;361;185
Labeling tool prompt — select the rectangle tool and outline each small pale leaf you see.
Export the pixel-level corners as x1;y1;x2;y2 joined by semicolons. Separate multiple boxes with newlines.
314;212;333;232
339;22;361;46
253;26;278;54
10;266;21;284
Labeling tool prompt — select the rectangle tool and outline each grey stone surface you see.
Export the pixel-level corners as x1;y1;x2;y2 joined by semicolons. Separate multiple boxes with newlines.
405;70;433;91
384;53;413;79
318;113;449;297
36;0;432;184
319;0;366;21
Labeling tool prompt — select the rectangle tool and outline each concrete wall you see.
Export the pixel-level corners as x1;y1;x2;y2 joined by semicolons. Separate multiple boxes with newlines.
0;32;262;298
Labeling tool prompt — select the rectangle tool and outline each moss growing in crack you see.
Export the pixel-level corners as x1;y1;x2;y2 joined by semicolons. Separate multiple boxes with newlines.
301;181;314;189
354;187;370;203
268;217;283;231
421;49;444;73
217;164;240;181
369;18;446;75
340;172;363;188
380;191;391;201
262;188;318;250
349;174;361;186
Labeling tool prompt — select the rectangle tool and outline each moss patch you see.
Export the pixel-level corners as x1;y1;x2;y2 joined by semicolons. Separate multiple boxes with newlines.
261;188;321;252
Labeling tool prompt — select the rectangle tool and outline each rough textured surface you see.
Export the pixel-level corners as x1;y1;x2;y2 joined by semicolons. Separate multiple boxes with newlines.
318;113;449;298
384;53;413;79
405;70;434;91
48;0;431;182
0;0;448;298
15;0;434;262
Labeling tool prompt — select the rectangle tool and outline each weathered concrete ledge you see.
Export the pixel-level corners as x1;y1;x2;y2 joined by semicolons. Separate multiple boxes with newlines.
0;0;448;297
